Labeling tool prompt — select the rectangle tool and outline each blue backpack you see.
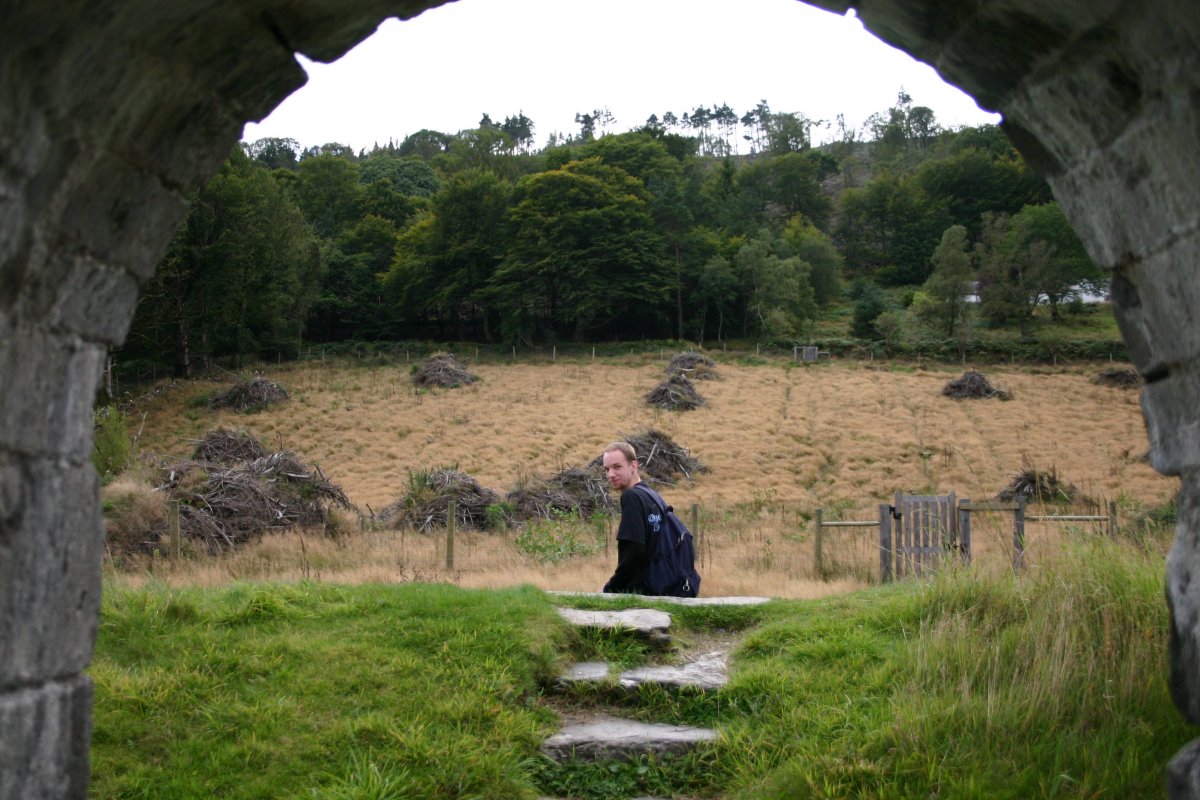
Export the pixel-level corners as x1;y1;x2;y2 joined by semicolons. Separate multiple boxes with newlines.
632;484;701;598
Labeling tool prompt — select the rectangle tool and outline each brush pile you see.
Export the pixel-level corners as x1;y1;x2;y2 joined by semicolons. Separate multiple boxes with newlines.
153;444;354;554
376;468;502;531
506;465;617;521
666;351;718;381
1093;367;1141;389
191;427;269;464
942;370;1011;400
412;353;477;388
998;467;1084;505
645;374;705;410
209;376;289;412
589;429;706;486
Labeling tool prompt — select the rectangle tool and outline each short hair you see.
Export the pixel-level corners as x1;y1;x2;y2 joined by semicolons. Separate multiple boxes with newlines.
603;441;637;464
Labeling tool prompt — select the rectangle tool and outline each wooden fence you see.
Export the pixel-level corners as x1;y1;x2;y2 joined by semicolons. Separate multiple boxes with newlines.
815;493;1122;583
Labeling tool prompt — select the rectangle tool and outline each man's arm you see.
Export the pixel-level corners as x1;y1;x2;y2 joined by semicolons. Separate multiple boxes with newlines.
603;538;648;593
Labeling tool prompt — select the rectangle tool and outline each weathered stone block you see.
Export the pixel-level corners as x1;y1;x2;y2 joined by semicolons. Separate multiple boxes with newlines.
8;251;140;346
1051;93;1200;268
0;677;92;800
1109;230;1200;375
0;454;102;686
1142;361;1200;475
0;325;104;461
1169;737;1200;800
1169;470;1200;719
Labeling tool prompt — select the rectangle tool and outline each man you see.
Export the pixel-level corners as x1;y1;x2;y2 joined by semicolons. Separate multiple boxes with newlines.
600;441;662;594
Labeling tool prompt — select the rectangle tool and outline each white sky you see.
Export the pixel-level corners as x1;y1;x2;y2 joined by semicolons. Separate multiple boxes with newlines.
242;0;1000;154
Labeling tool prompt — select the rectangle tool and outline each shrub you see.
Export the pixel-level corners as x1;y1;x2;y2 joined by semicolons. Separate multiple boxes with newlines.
92;406;132;484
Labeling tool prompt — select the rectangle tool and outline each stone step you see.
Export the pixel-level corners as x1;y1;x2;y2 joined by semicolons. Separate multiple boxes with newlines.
556;650;729;693
556;607;672;644
550;590;771;607
540;713;718;762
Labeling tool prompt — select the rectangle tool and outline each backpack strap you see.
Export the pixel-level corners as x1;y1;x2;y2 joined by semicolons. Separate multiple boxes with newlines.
631;482;668;515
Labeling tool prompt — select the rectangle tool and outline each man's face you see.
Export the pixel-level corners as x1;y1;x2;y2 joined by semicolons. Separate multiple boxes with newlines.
603;450;638;491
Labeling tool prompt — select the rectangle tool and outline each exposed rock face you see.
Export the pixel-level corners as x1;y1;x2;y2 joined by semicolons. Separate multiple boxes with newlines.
3;1;1200;797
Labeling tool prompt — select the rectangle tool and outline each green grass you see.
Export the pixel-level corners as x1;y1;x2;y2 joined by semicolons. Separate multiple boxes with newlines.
92;540;1189;799
91;582;565;799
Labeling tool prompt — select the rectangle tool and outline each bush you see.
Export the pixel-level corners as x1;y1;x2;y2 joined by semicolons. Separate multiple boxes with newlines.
92;406;132;484
851;285;888;339
102;475;168;554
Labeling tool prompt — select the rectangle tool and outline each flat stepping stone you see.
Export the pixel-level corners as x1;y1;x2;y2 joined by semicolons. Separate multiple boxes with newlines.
540;713;717;762
556;607;672;640
556;650;729;692
560;661;609;682
550;591;771;607
619;649;728;691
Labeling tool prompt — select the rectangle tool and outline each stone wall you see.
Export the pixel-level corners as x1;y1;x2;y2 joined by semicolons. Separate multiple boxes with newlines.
1;1;1197;796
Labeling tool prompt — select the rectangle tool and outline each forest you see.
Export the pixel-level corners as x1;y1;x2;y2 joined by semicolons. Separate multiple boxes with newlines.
117;91;1104;377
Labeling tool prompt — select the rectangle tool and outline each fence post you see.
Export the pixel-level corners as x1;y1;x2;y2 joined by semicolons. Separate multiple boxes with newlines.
814;508;824;580
446;499;456;570
168;500;181;564
958;498;972;565
879;504;893;583
1013;495;1026;571
1108;500;1120;538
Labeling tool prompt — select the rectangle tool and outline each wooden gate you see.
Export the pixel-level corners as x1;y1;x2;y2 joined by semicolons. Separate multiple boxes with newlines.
879;492;968;581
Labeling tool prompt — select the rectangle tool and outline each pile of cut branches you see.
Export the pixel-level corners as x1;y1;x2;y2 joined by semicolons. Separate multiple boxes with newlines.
645;374;705;410
666;351;718;381
942;370;1011;400
209;376;289;412
412;353;477;388
589;429;706;486
506;465;616;521
376;468;502;531
998;467;1087;505
154;449;354;554
190;428;268;464
1093;367;1141;389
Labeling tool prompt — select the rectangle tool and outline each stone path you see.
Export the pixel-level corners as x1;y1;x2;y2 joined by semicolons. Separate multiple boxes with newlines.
539;596;770;798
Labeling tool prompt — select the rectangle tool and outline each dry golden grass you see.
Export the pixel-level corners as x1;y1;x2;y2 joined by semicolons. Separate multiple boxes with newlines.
118;356;1176;597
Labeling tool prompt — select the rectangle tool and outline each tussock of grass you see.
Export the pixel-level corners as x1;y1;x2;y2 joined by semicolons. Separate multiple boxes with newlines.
721;539;1187;799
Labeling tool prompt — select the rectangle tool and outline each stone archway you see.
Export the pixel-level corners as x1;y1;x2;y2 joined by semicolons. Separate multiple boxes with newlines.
3;1;1199;797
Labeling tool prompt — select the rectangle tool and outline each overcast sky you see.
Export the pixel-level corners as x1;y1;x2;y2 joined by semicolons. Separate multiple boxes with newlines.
242;0;1000;153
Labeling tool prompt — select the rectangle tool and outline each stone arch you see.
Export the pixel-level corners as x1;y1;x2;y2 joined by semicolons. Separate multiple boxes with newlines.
3;1;1199;796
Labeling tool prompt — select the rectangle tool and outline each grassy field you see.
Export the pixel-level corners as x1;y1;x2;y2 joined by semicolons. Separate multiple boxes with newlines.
112;353;1176;596
90;537;1189;799
93;352;1190;798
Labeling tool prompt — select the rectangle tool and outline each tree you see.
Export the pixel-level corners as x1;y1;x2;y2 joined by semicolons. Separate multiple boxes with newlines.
494;158;668;342
1011;202;1101;318
834;171;949;285
733;231;816;338
384;170;513;340
399;129;453;160
697;255;738;342
731;151;835;234
975;211;1049;338
294;154;363;238
244;137;299;170
127;151;322;372
912;224;974;354
782;215;843;306
359;155;440;197
850;282;889;340
976;204;1102;335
